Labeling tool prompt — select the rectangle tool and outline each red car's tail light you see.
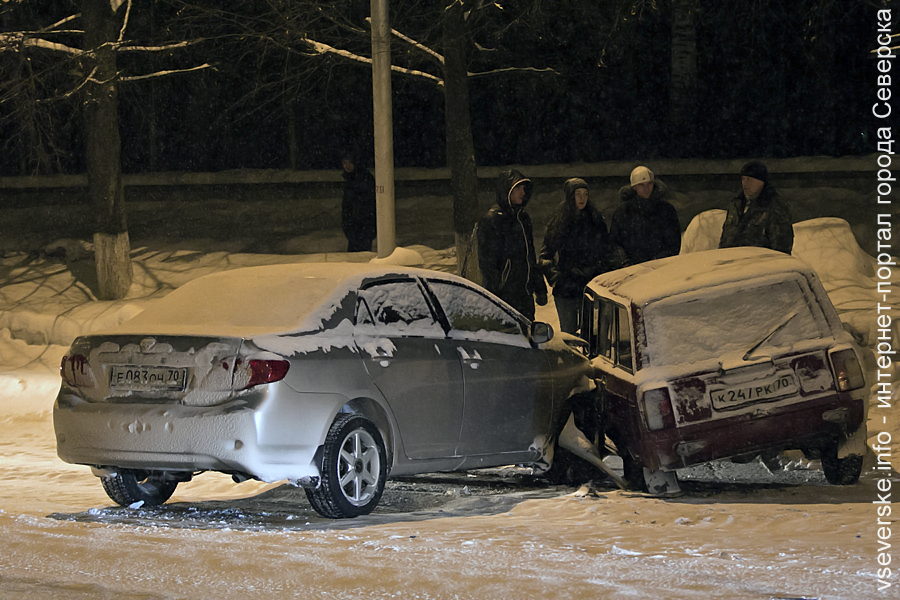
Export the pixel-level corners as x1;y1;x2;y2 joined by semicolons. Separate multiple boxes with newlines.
60;354;96;388
829;349;865;392
643;387;676;431
235;359;290;390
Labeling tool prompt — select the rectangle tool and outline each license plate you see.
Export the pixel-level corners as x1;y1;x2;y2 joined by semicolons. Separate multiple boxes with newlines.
109;365;187;391
709;373;798;409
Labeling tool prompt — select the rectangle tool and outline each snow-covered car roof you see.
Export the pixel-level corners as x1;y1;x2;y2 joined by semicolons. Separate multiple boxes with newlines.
586;247;813;306
109;262;469;337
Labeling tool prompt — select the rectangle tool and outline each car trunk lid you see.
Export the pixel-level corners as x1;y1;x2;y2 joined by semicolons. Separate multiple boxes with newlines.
61;334;246;407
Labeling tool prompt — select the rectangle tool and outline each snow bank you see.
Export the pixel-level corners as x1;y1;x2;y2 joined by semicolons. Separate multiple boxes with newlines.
681;212;893;347
368;246;425;267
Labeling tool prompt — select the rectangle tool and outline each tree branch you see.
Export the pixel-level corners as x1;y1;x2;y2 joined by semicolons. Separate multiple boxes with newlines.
300;37;443;85
39;14;82;34
468;65;558;77
365;17;445;66
119;63;214;82
118;40;205;52
0;33;83;55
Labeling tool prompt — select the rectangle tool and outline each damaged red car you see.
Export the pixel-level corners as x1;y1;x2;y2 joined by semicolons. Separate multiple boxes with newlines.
582;247;868;494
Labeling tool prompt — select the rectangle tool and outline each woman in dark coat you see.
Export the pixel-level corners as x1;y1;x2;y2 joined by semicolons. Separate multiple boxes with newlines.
539;178;612;334
476;169;548;320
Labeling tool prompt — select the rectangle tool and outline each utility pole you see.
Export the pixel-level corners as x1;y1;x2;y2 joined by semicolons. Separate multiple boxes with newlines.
370;0;396;257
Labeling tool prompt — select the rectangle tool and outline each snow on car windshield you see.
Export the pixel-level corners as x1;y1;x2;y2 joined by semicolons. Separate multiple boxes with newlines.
641;276;830;368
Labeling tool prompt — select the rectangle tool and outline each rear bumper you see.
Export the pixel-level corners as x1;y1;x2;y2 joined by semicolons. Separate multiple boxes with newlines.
634;392;866;471
53;384;346;483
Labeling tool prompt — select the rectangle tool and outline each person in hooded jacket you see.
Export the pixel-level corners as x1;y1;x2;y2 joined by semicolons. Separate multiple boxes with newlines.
719;160;793;254
539;178;613;334
341;151;377;252
609;166;681;265
477;169;548;321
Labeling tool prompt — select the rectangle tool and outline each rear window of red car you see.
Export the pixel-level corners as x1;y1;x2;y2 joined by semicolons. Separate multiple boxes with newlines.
641;275;833;368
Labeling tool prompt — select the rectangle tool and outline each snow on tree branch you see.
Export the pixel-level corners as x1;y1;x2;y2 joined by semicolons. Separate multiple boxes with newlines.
116;0;131;45
0;33;82;55
365;17;444;66
119;63;213;82
468;65;558;77
300;37;443;85
40;14;81;34
118;40;204;52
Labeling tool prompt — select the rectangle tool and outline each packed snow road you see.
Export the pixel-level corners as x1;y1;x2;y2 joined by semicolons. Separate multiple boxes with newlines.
0;410;886;599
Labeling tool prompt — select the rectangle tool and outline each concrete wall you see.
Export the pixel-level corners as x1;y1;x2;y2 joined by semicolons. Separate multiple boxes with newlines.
0;155;886;256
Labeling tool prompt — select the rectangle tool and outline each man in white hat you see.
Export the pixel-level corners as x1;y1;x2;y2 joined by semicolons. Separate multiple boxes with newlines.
609;166;682;265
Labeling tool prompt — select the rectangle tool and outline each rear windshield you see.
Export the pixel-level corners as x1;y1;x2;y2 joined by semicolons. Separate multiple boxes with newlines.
113;268;344;336
641;275;832;368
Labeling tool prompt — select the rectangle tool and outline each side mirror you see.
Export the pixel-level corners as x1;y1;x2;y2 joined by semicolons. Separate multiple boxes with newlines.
532;321;554;344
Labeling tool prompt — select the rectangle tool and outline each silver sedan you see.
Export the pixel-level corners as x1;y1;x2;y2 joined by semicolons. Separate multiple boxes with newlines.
54;263;595;518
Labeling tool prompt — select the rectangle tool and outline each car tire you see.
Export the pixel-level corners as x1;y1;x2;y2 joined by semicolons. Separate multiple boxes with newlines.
100;469;178;507
305;414;387;519
821;444;863;486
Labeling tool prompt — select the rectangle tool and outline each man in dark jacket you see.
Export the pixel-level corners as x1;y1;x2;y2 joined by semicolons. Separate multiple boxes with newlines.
609;166;681;265
539;178;612;334
719;160;793;254
477;169;548;321
341;152;377;252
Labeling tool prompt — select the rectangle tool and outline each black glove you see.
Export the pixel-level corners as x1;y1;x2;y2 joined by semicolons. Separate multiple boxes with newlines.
535;291;548;306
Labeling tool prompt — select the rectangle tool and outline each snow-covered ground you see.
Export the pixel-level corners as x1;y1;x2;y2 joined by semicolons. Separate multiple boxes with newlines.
0;212;896;598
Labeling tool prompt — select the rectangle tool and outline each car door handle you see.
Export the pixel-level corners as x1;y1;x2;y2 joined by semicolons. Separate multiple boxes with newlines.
369;350;392;367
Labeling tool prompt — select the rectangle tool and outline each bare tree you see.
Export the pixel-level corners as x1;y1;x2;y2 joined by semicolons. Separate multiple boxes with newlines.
174;0;556;276
669;0;698;156
0;0;209;300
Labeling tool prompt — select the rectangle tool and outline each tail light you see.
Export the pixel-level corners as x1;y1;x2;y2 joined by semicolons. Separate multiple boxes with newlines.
643;387;676;431
829;349;865;392
234;358;290;390
60;354;96;388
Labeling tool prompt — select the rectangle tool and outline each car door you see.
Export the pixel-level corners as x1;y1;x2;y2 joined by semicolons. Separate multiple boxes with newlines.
355;277;464;460
585;293;641;443
426;279;551;457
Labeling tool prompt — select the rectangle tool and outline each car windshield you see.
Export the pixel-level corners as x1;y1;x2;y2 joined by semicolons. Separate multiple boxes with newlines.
641;276;830;368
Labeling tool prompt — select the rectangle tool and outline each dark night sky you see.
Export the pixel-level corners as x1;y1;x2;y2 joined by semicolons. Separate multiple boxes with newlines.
0;1;880;176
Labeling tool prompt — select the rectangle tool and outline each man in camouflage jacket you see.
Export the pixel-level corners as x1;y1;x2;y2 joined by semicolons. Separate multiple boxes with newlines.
719;160;793;254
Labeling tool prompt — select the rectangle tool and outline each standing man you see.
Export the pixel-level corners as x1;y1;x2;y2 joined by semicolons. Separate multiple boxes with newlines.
477;169;548;321
719;160;793;254
609;166;681;265
341;150;377;252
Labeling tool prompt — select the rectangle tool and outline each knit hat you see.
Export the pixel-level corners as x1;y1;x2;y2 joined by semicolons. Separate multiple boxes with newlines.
564;178;588;193
630;166;654;187
740;160;768;183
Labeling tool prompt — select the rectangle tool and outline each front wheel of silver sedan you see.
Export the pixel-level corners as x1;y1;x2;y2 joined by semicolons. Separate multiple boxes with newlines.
100;469;178;507
305;414;387;519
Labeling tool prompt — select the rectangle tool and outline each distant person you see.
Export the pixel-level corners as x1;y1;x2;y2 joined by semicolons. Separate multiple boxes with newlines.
719;160;793;254
341;151;377;252
609;166;681;266
477;169;548;320
539;178;613;334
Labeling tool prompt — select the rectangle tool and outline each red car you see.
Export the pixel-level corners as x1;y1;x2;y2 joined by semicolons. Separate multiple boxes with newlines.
582;248;868;494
